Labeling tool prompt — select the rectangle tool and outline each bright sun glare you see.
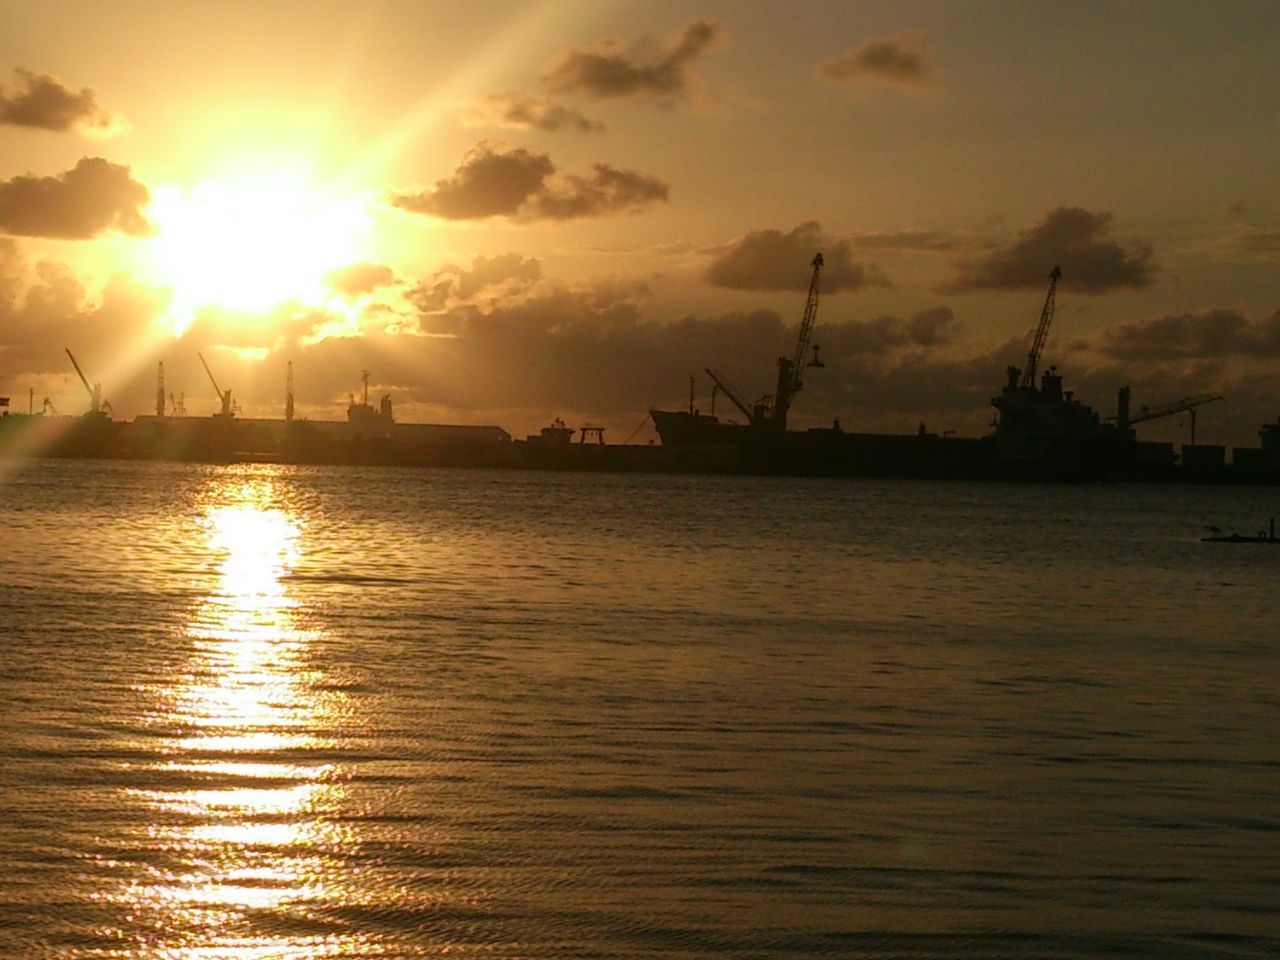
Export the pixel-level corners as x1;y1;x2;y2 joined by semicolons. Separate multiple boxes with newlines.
145;172;372;331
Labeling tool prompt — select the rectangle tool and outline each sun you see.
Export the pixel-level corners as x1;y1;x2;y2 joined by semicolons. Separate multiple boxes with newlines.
144;170;372;331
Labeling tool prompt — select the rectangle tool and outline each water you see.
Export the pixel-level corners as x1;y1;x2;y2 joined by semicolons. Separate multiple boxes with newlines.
1;459;1277;958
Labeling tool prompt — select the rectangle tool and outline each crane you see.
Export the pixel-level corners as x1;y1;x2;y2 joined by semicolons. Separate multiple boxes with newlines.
772;252;825;430
198;351;233;417
1129;393;1223;444
1021;265;1062;389
65;348;104;415
704;368;756;423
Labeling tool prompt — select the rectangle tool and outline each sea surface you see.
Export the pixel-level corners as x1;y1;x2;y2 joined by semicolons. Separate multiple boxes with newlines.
0;458;1277;959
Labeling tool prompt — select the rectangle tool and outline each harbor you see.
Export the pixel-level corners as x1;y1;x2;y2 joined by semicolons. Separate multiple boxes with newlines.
6;261;1276;484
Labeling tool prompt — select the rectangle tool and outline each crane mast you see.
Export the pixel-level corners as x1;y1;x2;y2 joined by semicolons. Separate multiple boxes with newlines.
1021;266;1061;389
198;351;233;417
772;252;824;430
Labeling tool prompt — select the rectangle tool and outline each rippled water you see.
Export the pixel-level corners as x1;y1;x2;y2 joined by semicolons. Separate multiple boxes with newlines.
1;459;1277;958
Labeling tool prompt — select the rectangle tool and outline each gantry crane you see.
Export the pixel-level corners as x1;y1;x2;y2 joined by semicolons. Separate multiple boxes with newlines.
65;348;106;416
1021;266;1062;389
197;351;234;417
1129;393;1224;444
772;252;825;429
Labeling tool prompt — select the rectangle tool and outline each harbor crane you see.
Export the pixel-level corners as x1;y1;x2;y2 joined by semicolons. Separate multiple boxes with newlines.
1129;393;1224;445
65;348;106;416
704;368;756;424
1021;266;1062;389
198;351;234;417
772;252;825;430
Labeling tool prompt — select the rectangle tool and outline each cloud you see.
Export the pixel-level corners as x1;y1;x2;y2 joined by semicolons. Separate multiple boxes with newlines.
818;32;931;88
0;68;126;135
527;164;668;220
326;263;398;297
391;144;668;221
463;92;603;132
941;207;1156;294
0;246;167;401
545;19;723;104
853;230;958;251
1100;307;1280;360
411;253;543;312
0;157;151;239
392;145;552;219
815;307;958;358
706;221;884;293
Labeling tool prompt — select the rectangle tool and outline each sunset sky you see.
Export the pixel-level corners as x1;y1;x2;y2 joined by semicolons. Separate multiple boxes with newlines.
1;0;1277;445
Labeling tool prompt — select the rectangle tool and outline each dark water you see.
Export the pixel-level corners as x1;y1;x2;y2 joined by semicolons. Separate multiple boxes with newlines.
1;459;1277;958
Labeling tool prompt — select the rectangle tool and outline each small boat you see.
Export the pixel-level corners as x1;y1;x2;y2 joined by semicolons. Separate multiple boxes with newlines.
1203;518;1278;543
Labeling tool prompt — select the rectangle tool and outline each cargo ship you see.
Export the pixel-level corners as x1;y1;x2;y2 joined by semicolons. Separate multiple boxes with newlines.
650;260;1136;481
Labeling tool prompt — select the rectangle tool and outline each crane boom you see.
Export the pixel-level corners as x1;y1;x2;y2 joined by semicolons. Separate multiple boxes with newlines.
198;351;234;416
773;253;824;429
704;368;755;423
790;252;823;382
1020;265;1062;389
1129;394;1223;426
65;348;93;399
64;348;102;413
198;351;222;398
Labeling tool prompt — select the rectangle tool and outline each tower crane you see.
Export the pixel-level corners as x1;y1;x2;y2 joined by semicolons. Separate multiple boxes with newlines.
65;348;105;415
198;351;234;417
1021;266;1062;389
772;252;825;430
1129;393;1223;445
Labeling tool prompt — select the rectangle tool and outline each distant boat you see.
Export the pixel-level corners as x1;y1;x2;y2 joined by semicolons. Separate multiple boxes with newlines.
1203;518;1277;543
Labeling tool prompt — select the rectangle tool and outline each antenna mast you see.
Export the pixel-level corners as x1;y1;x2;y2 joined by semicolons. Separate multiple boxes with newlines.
286;360;295;422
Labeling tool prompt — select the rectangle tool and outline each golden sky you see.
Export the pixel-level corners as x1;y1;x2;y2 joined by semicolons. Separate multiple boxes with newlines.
1;0;1278;444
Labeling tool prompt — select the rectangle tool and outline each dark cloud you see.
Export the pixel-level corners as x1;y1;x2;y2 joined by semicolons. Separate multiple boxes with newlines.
0;68;124;135
706;221;884;293
942;207;1156;294
411;253;543;312
545;19;722;104
853;230;958;251
818;32;931;88
392;145;552;219
816;307;958;357
326;263;398;297
906;306;958;346
465;92;603;132
391;144;668;221
527;164;668;220
1101;307;1280;361
0;157;151;239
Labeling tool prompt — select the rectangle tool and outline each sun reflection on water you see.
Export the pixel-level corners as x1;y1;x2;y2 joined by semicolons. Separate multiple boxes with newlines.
118;472;363;958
